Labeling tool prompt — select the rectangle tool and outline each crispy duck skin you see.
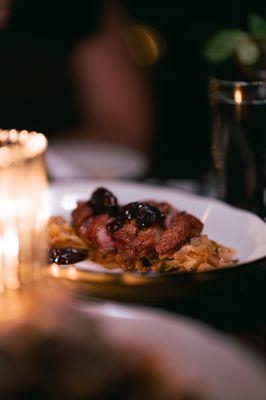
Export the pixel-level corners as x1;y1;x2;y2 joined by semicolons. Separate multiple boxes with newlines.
112;221;138;259
133;226;164;258
156;212;203;257
113;222;164;260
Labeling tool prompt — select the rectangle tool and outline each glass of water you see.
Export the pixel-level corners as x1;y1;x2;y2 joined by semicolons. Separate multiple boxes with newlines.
209;78;266;217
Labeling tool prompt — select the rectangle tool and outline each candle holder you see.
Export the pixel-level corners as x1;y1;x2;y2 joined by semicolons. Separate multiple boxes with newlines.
0;129;48;319
209;79;266;217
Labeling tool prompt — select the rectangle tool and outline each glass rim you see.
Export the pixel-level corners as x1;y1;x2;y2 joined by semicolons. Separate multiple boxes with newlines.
210;77;266;87
0;129;47;167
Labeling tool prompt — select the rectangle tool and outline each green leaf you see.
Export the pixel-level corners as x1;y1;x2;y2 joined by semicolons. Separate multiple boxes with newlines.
235;35;260;65
204;30;238;62
249;14;266;40
204;29;259;65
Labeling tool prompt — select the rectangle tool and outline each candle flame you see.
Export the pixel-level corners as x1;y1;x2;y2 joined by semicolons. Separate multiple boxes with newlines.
234;87;242;105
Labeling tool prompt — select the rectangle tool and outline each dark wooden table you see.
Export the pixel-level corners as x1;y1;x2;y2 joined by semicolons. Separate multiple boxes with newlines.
156;266;266;359
149;179;266;359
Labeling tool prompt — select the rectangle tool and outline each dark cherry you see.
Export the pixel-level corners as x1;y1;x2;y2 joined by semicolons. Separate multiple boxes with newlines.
107;202;165;233
106;216;124;233
121;202;142;220
135;203;165;229
48;248;87;265
107;202;140;233
88;187;119;216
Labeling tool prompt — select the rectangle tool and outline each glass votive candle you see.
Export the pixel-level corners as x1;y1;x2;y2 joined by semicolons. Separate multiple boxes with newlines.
0;129;48;319
209;79;266;217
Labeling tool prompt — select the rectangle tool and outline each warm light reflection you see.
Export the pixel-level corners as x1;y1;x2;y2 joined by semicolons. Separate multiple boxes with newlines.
2;230;19;257
201;207;211;224
2;229;20;290
9;129;18;142
68;266;77;279
0;130;47;167
0;129;48;319
234;86;242;104
51;264;60;278
25;133;47;158
61;194;79;211
19;130;29;142
125;24;166;66
0;239;3;293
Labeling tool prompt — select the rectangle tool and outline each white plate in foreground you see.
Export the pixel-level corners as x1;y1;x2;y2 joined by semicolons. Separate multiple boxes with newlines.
81;303;266;400
49;179;266;273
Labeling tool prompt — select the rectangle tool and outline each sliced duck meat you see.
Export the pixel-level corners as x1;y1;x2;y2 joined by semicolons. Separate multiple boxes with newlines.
133;226;164;258
71;188;204;264
78;214;115;252
72;187;119;229
156;212;203;257
112;221;138;259
112;221;164;260
72;201;93;227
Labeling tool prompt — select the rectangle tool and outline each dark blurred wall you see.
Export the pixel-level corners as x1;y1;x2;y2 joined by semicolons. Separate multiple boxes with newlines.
0;0;102;132
124;1;266;178
0;0;265;179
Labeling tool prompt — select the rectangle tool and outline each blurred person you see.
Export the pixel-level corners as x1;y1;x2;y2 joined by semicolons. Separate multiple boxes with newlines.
0;0;13;29
71;2;154;153
0;0;154;154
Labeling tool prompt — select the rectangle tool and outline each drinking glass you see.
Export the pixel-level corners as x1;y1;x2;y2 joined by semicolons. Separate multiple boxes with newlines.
0;129;48;319
209;78;266;217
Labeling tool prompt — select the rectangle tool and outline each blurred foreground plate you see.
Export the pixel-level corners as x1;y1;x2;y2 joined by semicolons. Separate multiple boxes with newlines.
80;302;266;400
49;180;266;303
47;139;148;179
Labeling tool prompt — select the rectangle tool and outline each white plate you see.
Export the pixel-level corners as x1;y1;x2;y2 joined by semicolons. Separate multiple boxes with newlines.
49;179;266;274
47;140;148;179
80;302;266;400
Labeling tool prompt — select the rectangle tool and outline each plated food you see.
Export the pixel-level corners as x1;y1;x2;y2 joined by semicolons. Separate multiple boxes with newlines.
48;187;236;273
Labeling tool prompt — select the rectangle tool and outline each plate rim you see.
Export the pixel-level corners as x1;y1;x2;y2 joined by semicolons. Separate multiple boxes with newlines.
48;256;265;287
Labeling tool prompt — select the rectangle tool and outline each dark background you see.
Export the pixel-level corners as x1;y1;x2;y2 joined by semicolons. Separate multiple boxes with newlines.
0;0;264;178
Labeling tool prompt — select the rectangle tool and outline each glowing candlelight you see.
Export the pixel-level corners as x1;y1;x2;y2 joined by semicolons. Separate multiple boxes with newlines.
234;86;242;104
0;130;48;320
234;85;243;122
